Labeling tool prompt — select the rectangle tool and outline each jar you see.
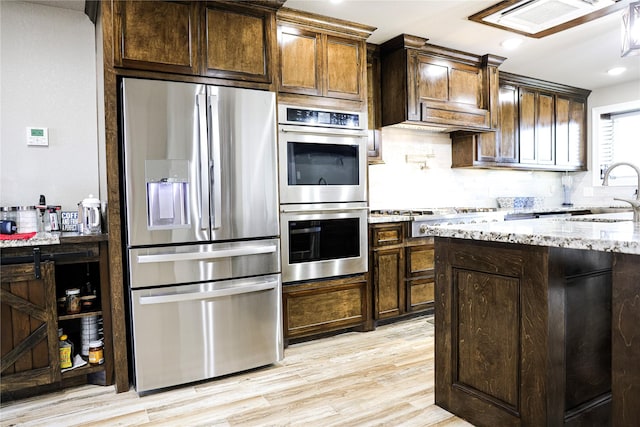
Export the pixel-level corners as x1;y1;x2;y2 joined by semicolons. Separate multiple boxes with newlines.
1;206;17;222
16;206;38;233
88;340;104;365
65;288;81;314
59;334;73;369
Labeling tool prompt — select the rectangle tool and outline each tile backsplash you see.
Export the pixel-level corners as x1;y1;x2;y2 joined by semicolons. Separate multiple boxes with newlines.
368;127;633;210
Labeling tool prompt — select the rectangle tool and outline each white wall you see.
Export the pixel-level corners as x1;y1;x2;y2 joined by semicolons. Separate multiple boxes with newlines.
0;1;100;211
369;127;566;210
369;79;640;210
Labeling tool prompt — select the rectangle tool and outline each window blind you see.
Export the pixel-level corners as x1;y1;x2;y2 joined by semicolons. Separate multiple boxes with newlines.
598;109;640;186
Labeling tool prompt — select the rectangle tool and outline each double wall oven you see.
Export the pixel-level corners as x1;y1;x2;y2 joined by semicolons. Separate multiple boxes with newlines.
278;104;368;283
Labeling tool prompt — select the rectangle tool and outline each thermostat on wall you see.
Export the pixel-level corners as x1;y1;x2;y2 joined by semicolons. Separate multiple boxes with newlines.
26;127;49;146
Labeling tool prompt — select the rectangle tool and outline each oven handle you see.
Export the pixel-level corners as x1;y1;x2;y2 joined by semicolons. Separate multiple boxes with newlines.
280;206;367;214
137;244;277;264
138;279;278;305
279;124;368;138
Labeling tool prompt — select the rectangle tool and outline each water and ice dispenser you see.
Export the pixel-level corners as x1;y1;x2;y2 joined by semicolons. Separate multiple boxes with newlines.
145;160;190;229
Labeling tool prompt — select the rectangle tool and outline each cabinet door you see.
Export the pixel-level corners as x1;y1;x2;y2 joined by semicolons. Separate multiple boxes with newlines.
519;88;555;165
1;262;59;393
556;96;586;169
277;26;322;96
282;274;369;341
497;84;519;163
412;54;490;129
519;89;536;164
114;1;199;75
373;247;404;319
537;92;555;165
325;35;364;100
203;3;275;83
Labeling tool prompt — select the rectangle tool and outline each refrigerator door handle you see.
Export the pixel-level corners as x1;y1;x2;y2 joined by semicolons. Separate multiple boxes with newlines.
136;244;278;264
208;93;222;230
197;94;211;231
138;279;278;305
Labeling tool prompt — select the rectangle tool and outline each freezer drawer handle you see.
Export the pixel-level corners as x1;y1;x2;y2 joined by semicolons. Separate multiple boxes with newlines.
137;244;277;264
139;280;278;305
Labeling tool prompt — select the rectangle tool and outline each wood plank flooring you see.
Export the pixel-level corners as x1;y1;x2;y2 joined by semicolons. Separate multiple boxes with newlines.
0;315;473;426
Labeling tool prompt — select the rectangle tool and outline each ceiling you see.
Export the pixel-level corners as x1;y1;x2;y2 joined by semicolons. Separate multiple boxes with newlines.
283;0;640;91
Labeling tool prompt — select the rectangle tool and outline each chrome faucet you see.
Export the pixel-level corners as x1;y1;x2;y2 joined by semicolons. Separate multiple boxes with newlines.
602;162;640;222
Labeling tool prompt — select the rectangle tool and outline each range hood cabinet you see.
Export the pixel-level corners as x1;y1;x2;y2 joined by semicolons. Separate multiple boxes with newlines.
380;34;505;133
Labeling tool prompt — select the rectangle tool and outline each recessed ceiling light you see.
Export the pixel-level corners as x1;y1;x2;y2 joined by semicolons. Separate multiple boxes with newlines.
330;0;343;3
607;67;627;76
501;38;523;50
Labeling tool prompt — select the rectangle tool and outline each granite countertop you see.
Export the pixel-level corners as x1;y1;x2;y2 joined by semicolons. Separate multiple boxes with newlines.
368;214;413;224
424;212;640;255
0;232;107;249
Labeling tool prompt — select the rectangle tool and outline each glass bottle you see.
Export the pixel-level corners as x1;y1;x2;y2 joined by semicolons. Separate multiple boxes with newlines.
59;334;73;369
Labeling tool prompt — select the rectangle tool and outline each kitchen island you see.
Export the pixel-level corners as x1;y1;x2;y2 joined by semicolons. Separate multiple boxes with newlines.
427;212;639;427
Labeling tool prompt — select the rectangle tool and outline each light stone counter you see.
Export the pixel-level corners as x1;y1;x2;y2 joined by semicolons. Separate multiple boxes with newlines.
424;212;640;255
0;232;107;249
0;232;60;248
368;214;412;224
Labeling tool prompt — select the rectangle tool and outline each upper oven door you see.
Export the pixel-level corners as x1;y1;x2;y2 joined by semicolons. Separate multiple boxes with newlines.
278;125;368;204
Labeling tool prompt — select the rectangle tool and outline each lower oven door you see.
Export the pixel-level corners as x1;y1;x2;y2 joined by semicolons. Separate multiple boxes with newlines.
280;202;368;283
130;274;283;393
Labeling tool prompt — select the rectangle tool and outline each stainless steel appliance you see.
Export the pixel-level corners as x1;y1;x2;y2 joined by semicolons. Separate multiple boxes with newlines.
277;105;368;283
278;104;368;205
121;78;282;393
280;202;368;283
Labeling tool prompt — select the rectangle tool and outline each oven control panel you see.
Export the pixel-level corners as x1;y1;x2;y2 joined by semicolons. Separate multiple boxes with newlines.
279;105;362;129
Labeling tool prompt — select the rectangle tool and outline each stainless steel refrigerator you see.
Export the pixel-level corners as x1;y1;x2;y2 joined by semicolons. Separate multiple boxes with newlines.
120;78;282;393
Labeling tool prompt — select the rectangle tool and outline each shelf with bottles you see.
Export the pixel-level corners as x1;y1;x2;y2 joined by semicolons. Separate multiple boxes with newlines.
55;261;102;318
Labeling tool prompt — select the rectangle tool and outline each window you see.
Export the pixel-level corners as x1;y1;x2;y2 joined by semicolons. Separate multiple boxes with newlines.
594;101;640;187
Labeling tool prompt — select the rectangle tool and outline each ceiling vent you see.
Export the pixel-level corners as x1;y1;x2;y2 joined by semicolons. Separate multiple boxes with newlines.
470;0;624;38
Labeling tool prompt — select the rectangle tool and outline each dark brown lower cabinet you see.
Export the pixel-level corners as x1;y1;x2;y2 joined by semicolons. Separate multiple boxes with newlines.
282;274;372;344
370;222;435;323
1;239;115;400
435;238;612;426
612;253;640;426
1;262;59;394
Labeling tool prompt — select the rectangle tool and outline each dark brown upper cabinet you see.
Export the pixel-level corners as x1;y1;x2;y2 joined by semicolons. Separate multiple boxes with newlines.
114;1;200;75
202;2;277;84
276;8;375;106
113;1;281;87
451;72;590;171
380;34;505;132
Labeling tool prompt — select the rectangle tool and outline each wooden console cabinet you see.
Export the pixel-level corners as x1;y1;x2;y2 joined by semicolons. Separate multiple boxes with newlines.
435;238;612;426
1;237;116;400
369;222;434;323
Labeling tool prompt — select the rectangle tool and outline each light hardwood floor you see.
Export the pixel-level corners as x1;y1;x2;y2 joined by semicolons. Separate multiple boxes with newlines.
0;315;472;427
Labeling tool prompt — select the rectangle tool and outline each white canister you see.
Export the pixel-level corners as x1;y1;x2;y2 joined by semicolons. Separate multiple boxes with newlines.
16;206;38;233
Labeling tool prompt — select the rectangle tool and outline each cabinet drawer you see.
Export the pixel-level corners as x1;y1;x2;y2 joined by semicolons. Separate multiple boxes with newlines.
408;277;434;312
407;244;435;277
283;275;368;339
371;224;404;247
